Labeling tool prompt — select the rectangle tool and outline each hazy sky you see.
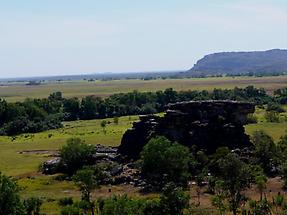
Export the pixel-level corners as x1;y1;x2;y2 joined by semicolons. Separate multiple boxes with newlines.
1;0;287;78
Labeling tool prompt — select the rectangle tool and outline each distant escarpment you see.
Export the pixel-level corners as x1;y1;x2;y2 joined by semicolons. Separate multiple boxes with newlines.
118;100;255;160
187;49;287;76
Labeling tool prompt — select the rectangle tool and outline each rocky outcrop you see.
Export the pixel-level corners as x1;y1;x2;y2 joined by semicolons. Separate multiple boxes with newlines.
118;100;255;159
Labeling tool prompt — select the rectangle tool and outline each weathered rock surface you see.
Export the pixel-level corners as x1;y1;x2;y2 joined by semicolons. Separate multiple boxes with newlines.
118;100;255;159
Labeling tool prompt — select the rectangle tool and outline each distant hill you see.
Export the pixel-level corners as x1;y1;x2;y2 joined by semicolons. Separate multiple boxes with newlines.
187;49;287;76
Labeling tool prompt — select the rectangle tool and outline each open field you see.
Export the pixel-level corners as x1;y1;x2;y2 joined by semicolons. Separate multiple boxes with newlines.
0;115;138;176
1;75;287;102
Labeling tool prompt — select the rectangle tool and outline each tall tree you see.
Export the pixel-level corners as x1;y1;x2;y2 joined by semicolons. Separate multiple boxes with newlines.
216;153;253;215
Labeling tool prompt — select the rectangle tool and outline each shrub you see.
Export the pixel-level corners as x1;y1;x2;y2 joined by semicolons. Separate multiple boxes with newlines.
98;195;145;215
159;183;190;215
60;205;81;215
265;111;280;123
266;102;285;113
23;197;42;215
246;114;258;124
58;197;74;206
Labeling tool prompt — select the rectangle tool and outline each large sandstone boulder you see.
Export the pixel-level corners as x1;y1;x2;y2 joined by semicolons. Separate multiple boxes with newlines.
118;100;255;159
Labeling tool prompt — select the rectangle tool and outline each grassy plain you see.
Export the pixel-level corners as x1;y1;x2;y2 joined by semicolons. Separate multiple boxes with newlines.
0;115;138;176
1;75;287;102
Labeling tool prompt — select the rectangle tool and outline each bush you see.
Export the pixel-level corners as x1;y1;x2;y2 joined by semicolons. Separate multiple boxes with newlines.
0;172;24;215
266;102;285;113
23;197;42;215
246;114;258;124
58;197;74;206
60;138;95;175
265;111;280;123
140;136;190;188
159;183;190;215
98;195;145;215
60;205;81;215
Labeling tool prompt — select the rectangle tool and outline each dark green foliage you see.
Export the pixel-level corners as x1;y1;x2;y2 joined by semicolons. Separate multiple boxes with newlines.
0;93;63;136
159;183;190;215
72;167;103;202
274;88;287;104
278;133;287;161
255;174;267;200
0;172;24;215
215;153;253;215
100;120;107;133
246;113;258;124
97;195;146;215
58;197;74;206
280;162;287;189
252;131;279;174
60;205;81;215
60;138;95;175
63;98;80;121
247;199;272;215
266;102;285;113
265;111;280;122
140;136;190;187
23;197;42;215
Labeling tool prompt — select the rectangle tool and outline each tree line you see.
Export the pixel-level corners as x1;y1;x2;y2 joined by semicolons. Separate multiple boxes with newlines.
0;86;286;135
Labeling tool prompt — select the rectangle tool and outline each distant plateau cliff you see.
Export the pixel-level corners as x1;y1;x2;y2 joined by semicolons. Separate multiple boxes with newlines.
188;49;287;76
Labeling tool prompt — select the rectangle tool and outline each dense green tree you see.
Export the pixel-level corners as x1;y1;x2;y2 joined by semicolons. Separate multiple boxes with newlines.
252;131;279;174
216;153;253;215
0;172;24;215
140;136;190;187
60;138;95;175
63;98;80;121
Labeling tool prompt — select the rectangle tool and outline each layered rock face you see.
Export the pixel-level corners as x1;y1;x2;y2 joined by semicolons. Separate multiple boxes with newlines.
118;100;255;159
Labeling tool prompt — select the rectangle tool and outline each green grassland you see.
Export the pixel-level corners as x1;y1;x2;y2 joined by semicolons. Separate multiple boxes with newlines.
0;115;139;176
1;75;287;102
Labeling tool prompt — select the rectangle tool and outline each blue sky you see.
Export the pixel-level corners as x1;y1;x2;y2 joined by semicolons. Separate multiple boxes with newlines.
0;0;287;78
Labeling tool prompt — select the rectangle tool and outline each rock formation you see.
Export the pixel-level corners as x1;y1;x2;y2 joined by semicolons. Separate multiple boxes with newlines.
118;100;255;159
